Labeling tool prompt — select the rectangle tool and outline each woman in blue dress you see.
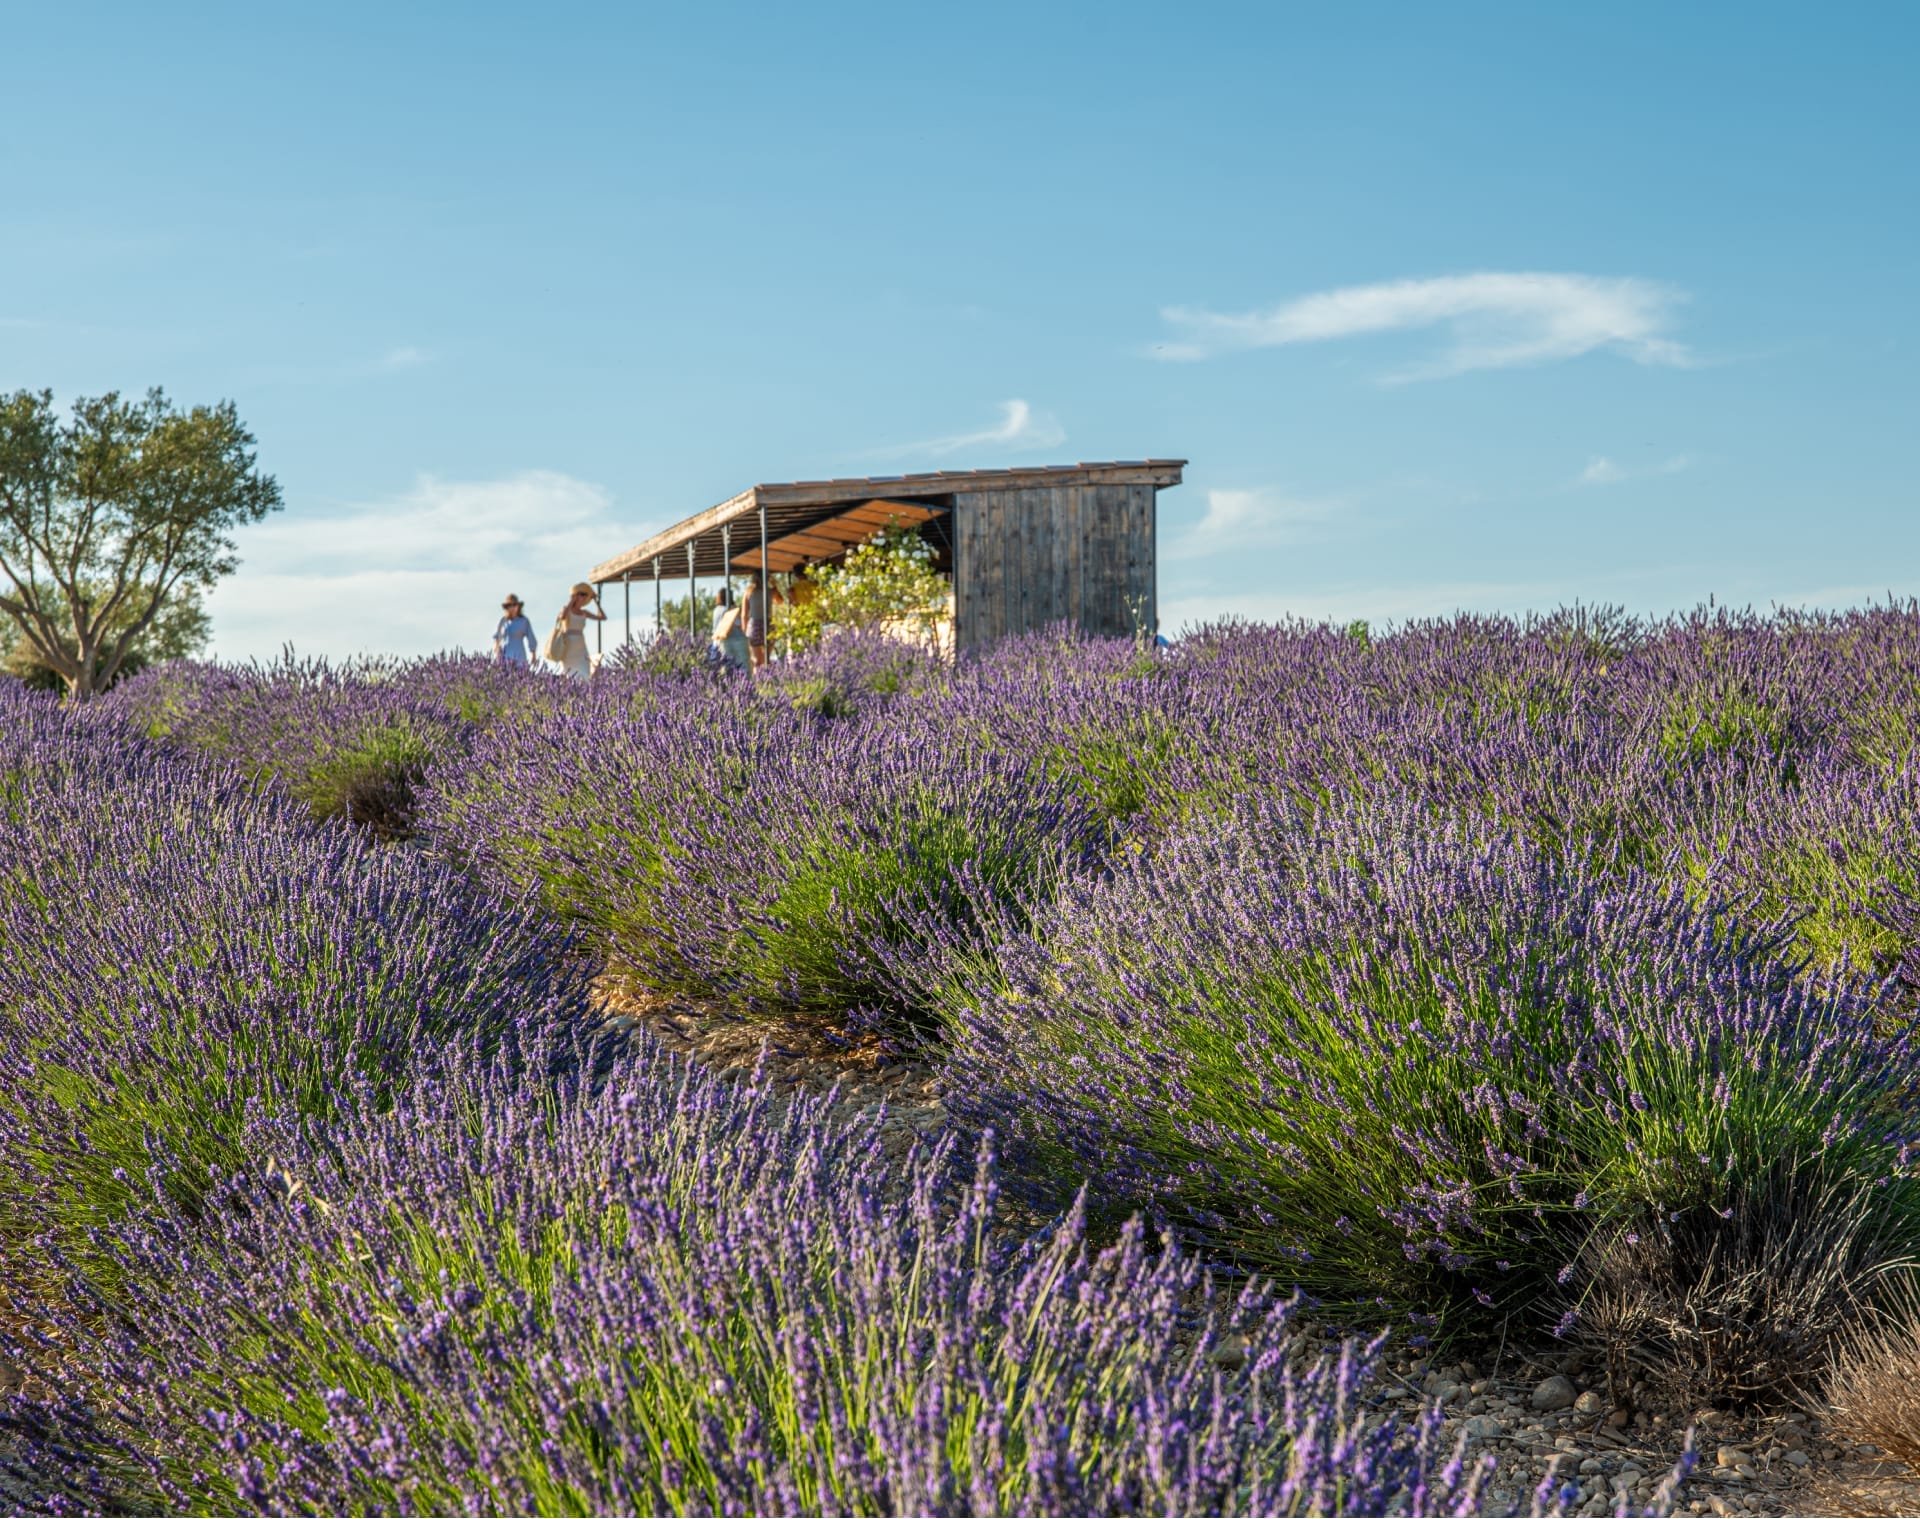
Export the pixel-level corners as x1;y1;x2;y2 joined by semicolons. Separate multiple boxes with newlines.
493;594;539;668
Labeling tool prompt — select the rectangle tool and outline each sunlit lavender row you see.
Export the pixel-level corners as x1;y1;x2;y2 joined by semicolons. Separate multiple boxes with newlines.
13;599;1920;1512
0;679;1510;1515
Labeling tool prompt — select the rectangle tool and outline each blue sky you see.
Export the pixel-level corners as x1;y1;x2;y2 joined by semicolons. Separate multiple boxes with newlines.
5;1;1915;657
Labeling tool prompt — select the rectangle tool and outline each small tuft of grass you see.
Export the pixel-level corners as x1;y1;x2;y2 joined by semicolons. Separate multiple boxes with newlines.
1559;1161;1912;1411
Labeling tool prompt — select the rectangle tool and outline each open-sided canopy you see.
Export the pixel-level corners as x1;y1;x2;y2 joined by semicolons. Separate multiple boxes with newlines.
588;461;1186;583
742;498;940;575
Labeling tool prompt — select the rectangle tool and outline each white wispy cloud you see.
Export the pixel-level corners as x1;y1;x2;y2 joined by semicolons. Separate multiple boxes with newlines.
380;345;430;370
1159;578;1575;634
203;470;642;660
1155;272;1691;380
881;398;1066;458
1166;486;1337;561
1569;452;1693;489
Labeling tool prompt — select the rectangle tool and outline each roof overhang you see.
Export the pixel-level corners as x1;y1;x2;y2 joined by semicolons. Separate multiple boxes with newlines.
589;460;1185;583
737;498;941;574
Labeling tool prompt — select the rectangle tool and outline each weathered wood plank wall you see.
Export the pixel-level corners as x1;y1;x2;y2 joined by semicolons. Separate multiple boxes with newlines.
952;483;1156;651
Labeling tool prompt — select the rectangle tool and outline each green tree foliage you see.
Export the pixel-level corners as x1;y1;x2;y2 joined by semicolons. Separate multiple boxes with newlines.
657;587;720;640
783;523;950;651
1;577;211;691
0;388;281;698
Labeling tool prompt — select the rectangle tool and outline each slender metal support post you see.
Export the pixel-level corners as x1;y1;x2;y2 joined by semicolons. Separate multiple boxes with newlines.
758;501;770;666
624;578;631;648
594;583;602;656
686;541;698;644
722;522;733;608
653;557;662;634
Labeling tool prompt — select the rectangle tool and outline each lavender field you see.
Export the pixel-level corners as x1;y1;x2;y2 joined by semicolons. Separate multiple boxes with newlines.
8;602;1920;1515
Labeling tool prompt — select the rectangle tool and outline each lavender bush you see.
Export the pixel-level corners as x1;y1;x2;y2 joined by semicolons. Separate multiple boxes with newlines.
109;653;499;838
429;691;1101;1024
0;681;587;1282
898;794;1920;1312
5;1031;1500;1517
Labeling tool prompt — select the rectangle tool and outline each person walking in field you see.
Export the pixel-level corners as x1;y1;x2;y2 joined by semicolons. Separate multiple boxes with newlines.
551;582;605;681
711;586;751;670
493;594;540;668
743;570;784;670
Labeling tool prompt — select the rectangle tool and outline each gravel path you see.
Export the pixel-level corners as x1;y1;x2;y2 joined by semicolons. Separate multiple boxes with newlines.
1372;1350;1918;1516
590;976;947;1167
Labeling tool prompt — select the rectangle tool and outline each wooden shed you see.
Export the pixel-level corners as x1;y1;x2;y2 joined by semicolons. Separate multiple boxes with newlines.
587;460;1185;653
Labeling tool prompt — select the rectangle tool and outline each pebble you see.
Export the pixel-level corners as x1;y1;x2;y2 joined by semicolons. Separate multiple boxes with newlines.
1207;1336;1247;1370
1533;1375;1578;1412
1462;1414;1504;1440
1716;1446;1752;1469
1574;1389;1604;1414
1784;1449;1809;1468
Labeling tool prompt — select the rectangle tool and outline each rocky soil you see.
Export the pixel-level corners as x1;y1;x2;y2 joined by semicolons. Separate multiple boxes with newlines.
1374;1344;1920;1516
0;1312;57;1510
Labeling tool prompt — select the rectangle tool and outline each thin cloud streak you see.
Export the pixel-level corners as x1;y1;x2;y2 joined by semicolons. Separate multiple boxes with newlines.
1156;272;1691;380
1568;452;1694;489
204;470;637;660
878;399;1066;459
1166;486;1337;561
1160;578;1574;633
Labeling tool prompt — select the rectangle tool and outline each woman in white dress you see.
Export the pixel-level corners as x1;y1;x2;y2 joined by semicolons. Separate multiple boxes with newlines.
556;582;605;681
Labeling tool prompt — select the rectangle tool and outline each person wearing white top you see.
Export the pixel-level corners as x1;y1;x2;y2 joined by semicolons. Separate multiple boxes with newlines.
557;582;604;681
711;587;751;669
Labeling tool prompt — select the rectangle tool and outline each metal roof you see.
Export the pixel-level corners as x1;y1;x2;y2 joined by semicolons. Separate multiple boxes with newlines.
589;460;1186;583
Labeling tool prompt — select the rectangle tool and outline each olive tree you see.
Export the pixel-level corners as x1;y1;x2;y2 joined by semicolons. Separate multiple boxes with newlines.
1;578;210;690
0;388;280;697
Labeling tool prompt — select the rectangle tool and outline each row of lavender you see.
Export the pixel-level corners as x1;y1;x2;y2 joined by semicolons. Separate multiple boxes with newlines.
100;610;1920;1344
0;681;1503;1515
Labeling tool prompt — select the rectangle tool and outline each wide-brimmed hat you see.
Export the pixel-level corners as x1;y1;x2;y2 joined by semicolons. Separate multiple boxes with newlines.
571;582;595;598
501;593;523;608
